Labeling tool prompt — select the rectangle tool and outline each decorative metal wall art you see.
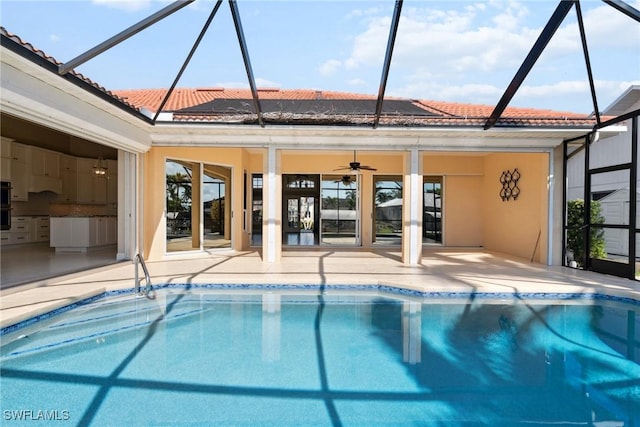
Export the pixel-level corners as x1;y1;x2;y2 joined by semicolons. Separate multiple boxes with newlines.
500;168;521;201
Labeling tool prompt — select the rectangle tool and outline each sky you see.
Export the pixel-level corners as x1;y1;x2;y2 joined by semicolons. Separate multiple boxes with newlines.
1;0;639;114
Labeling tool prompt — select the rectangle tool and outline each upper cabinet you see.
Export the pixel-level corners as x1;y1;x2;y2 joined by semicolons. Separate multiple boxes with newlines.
76;158;108;204
30;147;60;178
58;155;78;203
11;143;29;201
1;137;13;181
29;146;62;193
0;139;116;204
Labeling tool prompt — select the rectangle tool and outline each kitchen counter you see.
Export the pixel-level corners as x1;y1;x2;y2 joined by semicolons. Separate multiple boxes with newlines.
49;203;109;217
50;216;116;252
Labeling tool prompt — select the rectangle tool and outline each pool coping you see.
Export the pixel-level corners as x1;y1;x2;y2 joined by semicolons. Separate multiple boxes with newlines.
2;282;638;337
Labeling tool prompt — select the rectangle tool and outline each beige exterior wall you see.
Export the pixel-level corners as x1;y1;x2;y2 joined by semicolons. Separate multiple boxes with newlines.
482;152;549;263
444;175;484;246
424;154;484;247
143;147;550;264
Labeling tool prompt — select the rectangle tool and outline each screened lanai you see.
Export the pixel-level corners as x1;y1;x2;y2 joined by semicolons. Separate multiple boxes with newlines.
1;0;639;286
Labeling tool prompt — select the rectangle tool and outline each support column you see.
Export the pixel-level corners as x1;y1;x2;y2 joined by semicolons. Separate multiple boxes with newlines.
192;162;202;249
402;148;422;265
263;145;281;263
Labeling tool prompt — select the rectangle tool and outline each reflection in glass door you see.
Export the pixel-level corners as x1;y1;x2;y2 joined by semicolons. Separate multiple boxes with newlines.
284;196;316;245
321;175;360;245
166;160;194;252
373;176;402;246
203;168;229;249
166;159;231;253
282;175;319;246
423;177;442;244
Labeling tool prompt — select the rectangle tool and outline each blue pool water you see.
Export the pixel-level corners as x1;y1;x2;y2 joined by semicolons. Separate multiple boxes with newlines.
1;287;639;426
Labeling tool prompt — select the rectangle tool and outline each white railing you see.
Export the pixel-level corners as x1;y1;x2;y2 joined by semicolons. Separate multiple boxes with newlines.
134;253;153;297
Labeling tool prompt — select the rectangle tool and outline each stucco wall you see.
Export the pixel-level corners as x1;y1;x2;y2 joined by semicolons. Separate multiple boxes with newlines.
424;154;484;247
482;152;548;262
444;175;484;246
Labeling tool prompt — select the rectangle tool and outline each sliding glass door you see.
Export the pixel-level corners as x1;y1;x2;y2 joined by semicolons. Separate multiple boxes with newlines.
423;177;442;244
321;175;360;245
166;159;231;253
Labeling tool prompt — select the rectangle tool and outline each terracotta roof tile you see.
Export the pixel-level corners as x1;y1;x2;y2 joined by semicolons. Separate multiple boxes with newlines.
112;87;596;127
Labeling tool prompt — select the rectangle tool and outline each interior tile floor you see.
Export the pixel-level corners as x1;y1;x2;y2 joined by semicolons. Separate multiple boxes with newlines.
1;246;638;329
1;243;120;290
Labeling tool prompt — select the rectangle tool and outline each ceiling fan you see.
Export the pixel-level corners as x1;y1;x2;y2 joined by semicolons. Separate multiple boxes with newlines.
334;151;377;172
334;174;356;186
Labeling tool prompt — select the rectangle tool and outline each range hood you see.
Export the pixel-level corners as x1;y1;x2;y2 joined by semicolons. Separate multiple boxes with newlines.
29;176;62;194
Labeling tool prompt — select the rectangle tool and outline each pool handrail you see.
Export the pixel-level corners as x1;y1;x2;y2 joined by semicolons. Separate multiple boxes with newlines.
134;253;153;297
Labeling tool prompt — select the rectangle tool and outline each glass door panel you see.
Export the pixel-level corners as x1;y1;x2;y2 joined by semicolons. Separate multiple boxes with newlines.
251;174;263;246
203;166;230;249
423;177;442;244
166;160;194;253
374;176;402;246
282;175;319;246
166;159;231;253
321;175;358;246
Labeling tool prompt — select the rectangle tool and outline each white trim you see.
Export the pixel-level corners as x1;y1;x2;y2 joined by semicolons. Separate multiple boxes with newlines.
1;50;151;153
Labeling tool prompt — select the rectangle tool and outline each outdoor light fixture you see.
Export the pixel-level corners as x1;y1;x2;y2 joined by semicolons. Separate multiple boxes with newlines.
93;156;108;176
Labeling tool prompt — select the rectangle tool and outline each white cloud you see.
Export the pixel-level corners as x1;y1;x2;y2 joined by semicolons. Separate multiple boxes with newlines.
343;1;538;77
334;0;638;110
49;34;61;43
319;59;342;76
91;0;153;12
255;78;280;88
215;78;280;89
347;78;366;86
389;80;501;105
215;81;249;89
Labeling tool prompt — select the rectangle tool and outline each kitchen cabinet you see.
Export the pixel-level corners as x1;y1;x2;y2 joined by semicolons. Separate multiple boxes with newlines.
11;143;29;201
29;146;62;193
1;216;50;245
1;137;12;181
30;146;60;179
9;216;31;244
107;159;118;215
50;216;117;252
32;217;50;242
58;155;77;203
76;158;107;204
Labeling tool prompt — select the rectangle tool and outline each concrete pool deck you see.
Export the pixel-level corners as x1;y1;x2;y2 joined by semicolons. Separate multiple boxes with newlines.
1;248;639;330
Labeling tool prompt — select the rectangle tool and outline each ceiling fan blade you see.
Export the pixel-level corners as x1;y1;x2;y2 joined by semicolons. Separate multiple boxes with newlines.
359;165;377;171
333;166;351;171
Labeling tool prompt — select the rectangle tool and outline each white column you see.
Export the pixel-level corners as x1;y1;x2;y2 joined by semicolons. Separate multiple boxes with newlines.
406;148;422;265
264;145;279;263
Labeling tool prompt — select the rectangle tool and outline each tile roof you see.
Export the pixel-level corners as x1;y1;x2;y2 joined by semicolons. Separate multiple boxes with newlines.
113;87;597;127
2;25;598;129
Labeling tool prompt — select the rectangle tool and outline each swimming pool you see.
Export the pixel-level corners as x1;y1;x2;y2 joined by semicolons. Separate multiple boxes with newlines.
1;285;638;426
